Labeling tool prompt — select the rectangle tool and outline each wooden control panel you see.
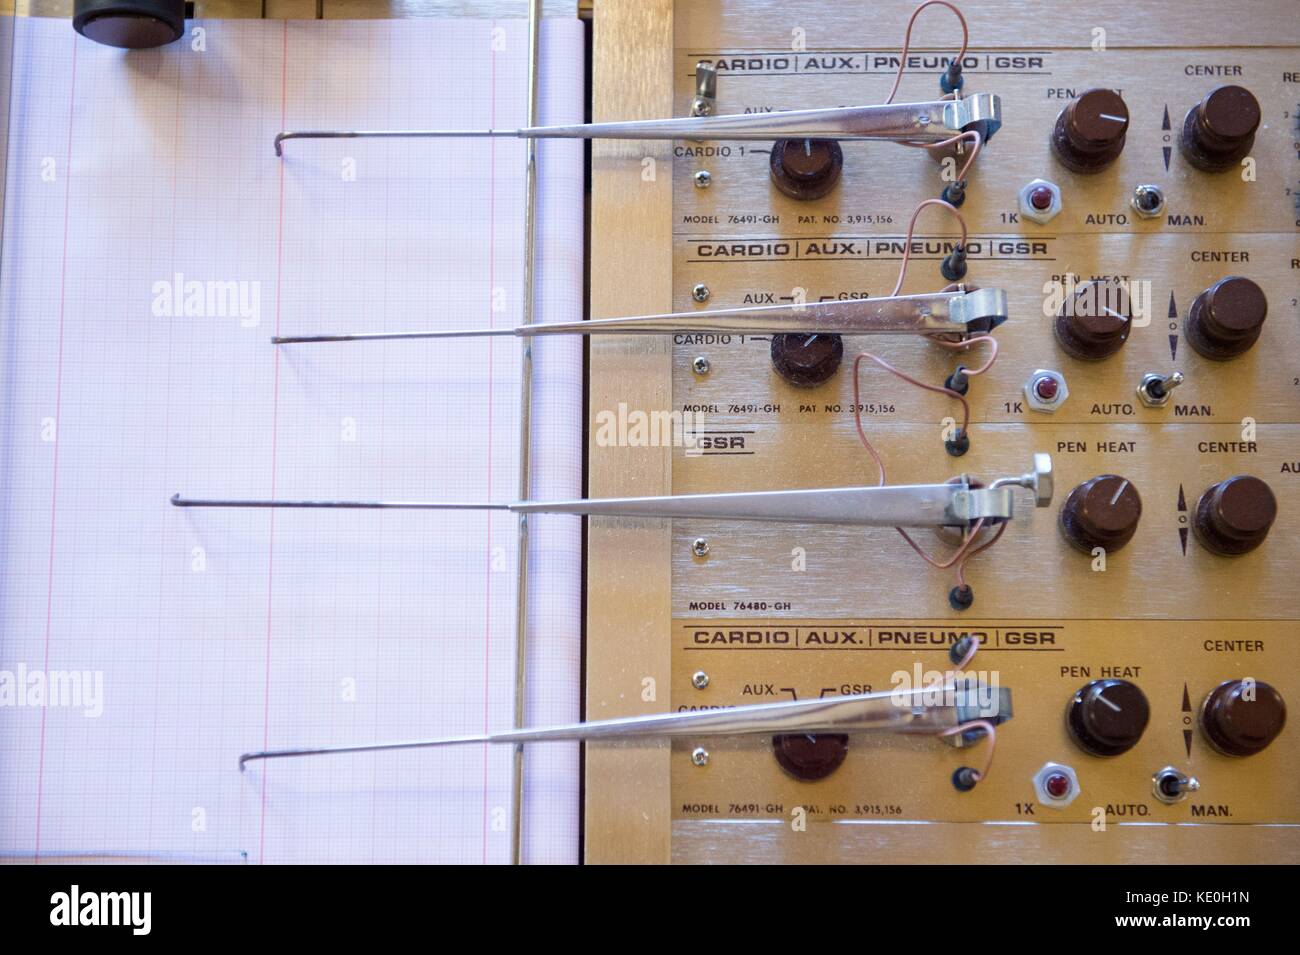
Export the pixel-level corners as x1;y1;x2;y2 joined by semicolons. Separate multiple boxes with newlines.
586;0;1300;863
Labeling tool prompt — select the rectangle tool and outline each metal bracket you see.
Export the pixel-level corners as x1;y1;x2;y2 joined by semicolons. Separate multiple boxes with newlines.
690;62;717;117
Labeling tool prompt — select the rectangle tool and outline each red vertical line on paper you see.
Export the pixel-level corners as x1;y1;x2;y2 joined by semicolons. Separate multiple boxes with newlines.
258;19;289;865
482;21;499;863
146;52;186;847
33;33;79;864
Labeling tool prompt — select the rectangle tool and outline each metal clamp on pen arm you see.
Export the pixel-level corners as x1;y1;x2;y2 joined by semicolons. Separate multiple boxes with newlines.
269;287;1008;345
237;682;1012;775
273;93;1002;156
504;455;1050;528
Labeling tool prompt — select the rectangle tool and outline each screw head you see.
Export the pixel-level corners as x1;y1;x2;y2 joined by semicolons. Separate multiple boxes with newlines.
691;537;710;557
692;355;710;375
693;169;712;188
692;283;711;303
692;670;710;689
691;746;709;766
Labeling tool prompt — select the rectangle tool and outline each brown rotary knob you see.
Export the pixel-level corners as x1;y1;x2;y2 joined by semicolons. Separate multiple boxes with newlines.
1180;85;1261;173
770;332;843;387
769;138;843;200
772;733;849;781
1060;475;1142;552
1185;276;1267;360
1067;679;1150;756
1201;680;1286;756
1194;475;1277;555
1051;89;1129;173
1055;281;1132;360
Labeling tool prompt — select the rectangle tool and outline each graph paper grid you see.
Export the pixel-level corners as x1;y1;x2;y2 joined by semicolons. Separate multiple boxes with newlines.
0;16;584;865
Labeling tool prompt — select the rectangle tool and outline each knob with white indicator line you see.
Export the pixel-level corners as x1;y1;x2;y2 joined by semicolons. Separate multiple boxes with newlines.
1051;89;1129;173
1059;474;1142;553
1067;679;1150;757
770;333;844;387
769;138;843;200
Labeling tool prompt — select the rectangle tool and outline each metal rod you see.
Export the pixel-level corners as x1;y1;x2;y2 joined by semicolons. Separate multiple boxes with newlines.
270;289;1009;345
169;494;509;511
512;0;543;869
274;94;1002;156
239;683;1011;770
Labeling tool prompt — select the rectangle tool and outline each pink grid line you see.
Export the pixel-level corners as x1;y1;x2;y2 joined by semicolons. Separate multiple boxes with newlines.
32;29;78;865
257;20;290;866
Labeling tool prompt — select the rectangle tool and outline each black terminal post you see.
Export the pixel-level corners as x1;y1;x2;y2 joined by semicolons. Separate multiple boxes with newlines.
940;58;964;94
944;430;970;459
951;766;979;792
941;243;968;281
73;0;187;49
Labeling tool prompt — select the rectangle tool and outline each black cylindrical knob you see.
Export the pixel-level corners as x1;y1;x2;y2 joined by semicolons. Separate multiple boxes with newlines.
1185;276;1267;360
1067;679;1150;756
73;0;185;48
772;733;849;781
1201;680;1286;756
769;138;843;200
1194;475;1277;555
1180;85;1261;172
1055;281;1132;360
1060;474;1142;552
1051;89;1129;173
770;332;843;387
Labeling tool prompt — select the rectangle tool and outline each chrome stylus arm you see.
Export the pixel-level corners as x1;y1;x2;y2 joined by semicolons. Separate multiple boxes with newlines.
239;683;1012;769
270;288;1008;345
172;456;1053;530
273;94;1002;155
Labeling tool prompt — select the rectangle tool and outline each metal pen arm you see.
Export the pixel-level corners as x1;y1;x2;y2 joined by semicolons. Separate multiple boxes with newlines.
273;93;1002;155
270;288;1008;346
239;683;1012;769
172;455;1053;530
